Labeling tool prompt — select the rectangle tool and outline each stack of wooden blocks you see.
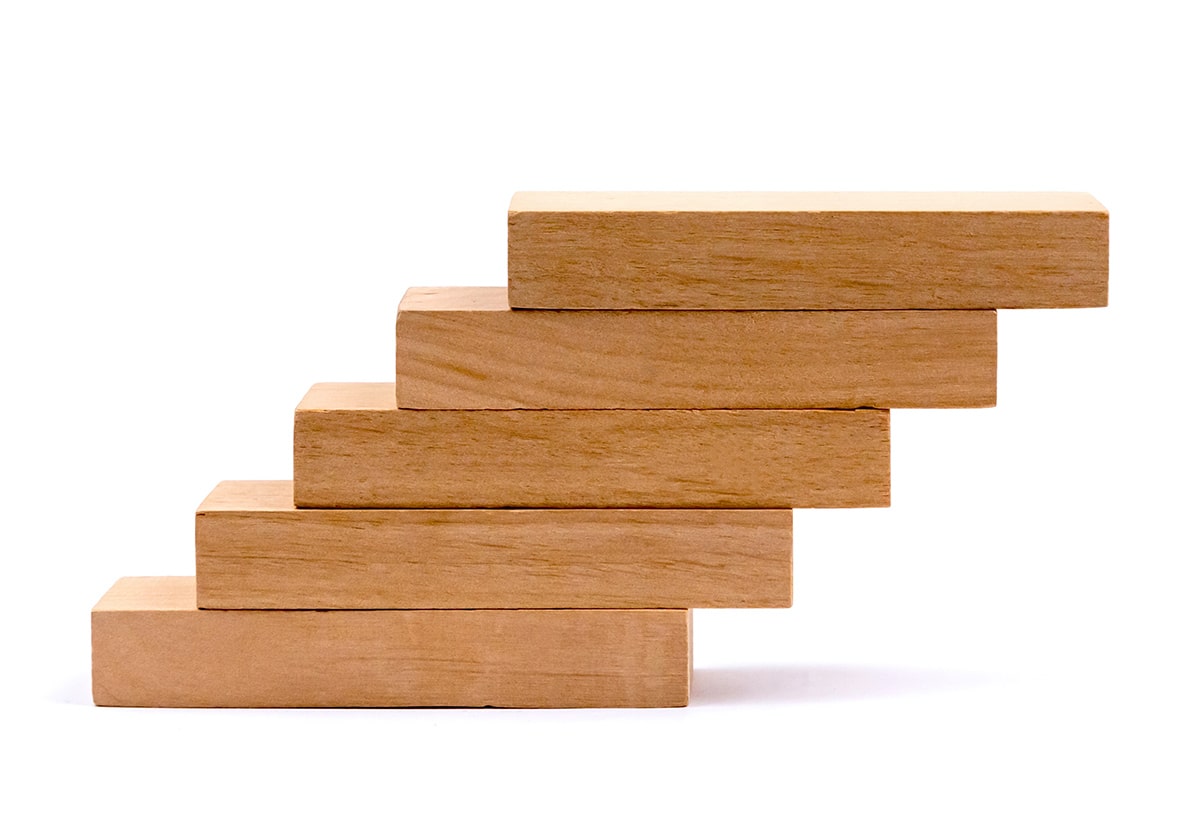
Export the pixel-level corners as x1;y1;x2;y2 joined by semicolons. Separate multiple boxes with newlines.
92;192;1108;708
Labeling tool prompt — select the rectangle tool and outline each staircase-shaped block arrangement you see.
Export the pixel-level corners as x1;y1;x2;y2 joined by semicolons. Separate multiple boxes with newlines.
92;191;1108;708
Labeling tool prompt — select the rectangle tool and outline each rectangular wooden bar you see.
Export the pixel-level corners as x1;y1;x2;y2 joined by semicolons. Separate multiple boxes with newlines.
93;577;691;708
396;286;996;409
508;192;1108;309
196;481;792;609
294;383;889;508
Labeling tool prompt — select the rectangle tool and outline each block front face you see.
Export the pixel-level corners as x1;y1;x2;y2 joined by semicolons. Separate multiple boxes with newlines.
294;383;890;508
395;287;997;410
92;577;692;708
508;192;1108;310
196;481;792;609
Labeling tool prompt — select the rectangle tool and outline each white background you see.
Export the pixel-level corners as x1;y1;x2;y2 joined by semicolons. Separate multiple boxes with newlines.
2;1;1196;819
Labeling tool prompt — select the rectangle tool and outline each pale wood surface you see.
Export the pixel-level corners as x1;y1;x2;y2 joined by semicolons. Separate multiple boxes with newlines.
508;191;1108;309
196;481;792;609
510;191;1107;212
294;383;890;508
396;286;996;409
93;577;692;708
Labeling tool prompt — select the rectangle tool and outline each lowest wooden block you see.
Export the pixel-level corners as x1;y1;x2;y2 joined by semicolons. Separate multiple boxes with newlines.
294;383;889;508
92;577;691;708
197;480;791;609
508;191;1108;309
396;286;996;409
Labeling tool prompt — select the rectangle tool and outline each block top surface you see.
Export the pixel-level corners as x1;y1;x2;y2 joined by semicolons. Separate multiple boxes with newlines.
93;577;196;612
400;286;509;312
198;480;295;512
509;191;1107;214
298;382;395;412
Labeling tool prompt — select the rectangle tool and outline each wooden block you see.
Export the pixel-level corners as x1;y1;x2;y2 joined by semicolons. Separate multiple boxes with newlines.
294;383;889;508
396;286;996;409
92;577;691;708
196;481;792;609
508;192;1108;309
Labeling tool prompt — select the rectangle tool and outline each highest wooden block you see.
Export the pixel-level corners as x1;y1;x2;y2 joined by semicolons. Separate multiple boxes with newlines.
196;481;791;609
508;192;1108;309
93;577;691;708
294;383;889;508
396;286;996;409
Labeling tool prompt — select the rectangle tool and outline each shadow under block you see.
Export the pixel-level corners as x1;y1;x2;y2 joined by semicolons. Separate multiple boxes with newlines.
293;383;890;508
396;286;996;409
197;481;791;609
508;191;1108;309
92;577;691;708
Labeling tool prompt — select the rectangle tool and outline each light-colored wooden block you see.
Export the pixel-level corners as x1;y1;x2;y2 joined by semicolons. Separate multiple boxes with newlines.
92;577;691;708
508;192;1108;309
396;286;996;409
294;383;889;508
196;481;792;609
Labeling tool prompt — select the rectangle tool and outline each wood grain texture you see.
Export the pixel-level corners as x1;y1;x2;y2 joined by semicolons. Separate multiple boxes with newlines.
508;192;1108;309
294;383;889;509
396;286;996;409
93;577;692;708
196;480;792;609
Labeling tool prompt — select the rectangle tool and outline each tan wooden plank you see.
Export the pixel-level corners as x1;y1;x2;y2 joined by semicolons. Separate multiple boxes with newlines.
507;191;1108;309
396;286;996;409
92;577;691;708
196;480;792;609
293;383;889;508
